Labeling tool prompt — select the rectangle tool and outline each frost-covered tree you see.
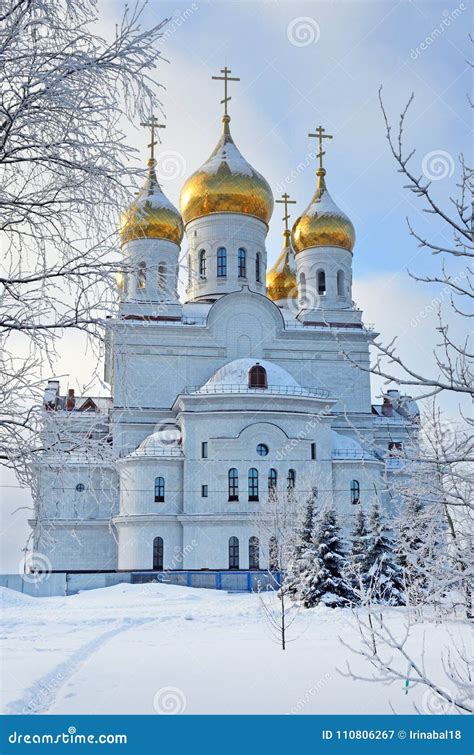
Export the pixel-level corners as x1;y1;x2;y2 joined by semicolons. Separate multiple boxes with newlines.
349;508;371;598
0;0;168;479
286;488;318;604
366;501;404;606
305;507;353;609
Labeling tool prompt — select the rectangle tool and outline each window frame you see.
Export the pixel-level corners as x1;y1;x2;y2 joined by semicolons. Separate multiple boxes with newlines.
287;469;296;490
238;247;247;278
248;364;268;389
217;247;227;277
199;249;206;278
248;468;259;502
255;252;261;283
249;536;260;570
268;468;277;493
153;536;164;571
229;536;239;570
228;468;239;501
201;441;208;459
350;479;360;505
201;484;208;498
154;476;165;503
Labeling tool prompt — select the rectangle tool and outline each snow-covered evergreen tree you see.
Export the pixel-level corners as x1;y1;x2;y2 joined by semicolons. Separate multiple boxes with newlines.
350;508;371;599
366;501;404;606
286;489;317;604
303;506;353;609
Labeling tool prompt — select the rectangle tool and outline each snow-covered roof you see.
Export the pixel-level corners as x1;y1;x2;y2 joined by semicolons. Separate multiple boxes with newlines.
130;423;182;458
203;358;300;389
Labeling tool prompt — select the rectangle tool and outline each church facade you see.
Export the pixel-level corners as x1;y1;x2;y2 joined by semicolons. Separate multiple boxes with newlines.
32;76;420;573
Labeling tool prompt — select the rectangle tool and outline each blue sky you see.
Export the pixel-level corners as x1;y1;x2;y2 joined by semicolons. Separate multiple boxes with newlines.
111;0;470;283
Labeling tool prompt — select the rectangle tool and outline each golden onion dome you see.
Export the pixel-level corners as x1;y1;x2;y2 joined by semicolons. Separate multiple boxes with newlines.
120;159;184;245
180;115;273;225
267;230;298;303
291;168;355;254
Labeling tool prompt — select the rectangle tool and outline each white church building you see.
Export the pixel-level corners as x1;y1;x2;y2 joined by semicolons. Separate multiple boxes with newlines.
32;77;420;576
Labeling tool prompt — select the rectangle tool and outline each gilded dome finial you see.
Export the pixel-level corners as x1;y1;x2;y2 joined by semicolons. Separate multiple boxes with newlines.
140;113;166;162
120;118;184;245
308;125;333;171
267;192;298;303
179;72;273;225
211;66;240;118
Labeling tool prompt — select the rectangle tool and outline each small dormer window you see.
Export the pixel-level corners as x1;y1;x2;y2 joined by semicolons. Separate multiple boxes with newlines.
248;363;267;389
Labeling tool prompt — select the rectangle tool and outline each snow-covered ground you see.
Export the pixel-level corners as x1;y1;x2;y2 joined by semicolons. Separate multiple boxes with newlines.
0;583;466;715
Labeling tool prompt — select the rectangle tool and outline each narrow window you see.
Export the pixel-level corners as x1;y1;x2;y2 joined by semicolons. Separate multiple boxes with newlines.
269;536;279;571
317;270;326;295
350;479;360;505
248;468;259;501
228;468;239;501
199;249;206;278
154;476;165;503
248;364;267;389
138;261;146;289
158;262;166;290
153;536;164;570
311;442;317;460
201;441;208;459
268;468;277;492
299;272;306;301
201;484;208;498
337;269;345;296
249;536;260;570
229;536;239;570
287;469;296;490
238;248;247;278
187;255;192;286
217;247;227;277
255;252;261;283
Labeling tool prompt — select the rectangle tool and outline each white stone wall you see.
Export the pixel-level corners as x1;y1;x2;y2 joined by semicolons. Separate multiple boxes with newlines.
184;214;268;301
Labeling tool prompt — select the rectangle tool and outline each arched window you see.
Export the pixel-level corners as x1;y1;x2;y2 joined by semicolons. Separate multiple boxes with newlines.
350;480;360;505
199;249;206;278
229;536;239;570
153;536;164;570
248;468;259;501
238;248;246;278
228;468;239;501
337;269;345;296
158;262;166;290
255;252;261;283
138;261;146;289
287;469;296;490
249;536;259;570
248;364;267;389
317;270;326;295
217;247;227;277
268;468;277;492
154;476;165;503
269;536;279;571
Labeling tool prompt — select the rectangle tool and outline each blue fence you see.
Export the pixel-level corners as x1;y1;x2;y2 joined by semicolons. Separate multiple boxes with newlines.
131;570;281;592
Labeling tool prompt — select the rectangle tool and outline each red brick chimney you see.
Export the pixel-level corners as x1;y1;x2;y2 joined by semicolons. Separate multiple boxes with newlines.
66;388;76;411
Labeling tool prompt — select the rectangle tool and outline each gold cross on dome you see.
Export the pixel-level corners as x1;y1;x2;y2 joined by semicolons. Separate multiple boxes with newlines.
212;66;240;117
308;125;333;170
276;192;297;233
140;114;165;161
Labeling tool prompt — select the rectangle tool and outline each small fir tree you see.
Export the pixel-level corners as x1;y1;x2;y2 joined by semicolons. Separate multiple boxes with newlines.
286;489;317;602
366;500;404;606
350;508;371;599
303;506;354;609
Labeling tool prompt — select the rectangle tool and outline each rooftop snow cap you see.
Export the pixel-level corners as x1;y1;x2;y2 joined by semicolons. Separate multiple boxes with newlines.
203;358;300;389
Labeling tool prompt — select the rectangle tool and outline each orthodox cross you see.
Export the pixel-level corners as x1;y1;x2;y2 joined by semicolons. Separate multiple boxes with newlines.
140;115;165;161
212;67;240;117
308;125;333;170
276;192;297;233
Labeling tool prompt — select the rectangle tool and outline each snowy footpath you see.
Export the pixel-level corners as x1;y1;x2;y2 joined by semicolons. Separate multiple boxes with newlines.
0;583;466;715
